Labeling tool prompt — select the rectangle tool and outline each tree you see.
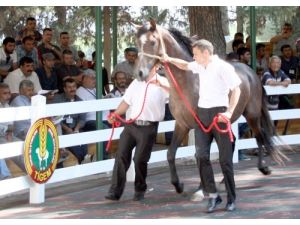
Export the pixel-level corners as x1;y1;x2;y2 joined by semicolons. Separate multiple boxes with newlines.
188;6;226;57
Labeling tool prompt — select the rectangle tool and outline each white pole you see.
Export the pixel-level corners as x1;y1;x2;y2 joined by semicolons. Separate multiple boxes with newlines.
29;95;46;204
126;148;135;182
231;122;239;163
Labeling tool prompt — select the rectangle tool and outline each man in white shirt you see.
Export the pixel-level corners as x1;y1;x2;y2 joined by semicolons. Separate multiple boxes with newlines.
4;56;41;100
105;63;169;201
0;37;18;82
163;39;241;213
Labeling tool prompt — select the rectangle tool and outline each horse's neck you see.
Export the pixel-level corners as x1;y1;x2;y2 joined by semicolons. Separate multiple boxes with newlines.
163;34;192;62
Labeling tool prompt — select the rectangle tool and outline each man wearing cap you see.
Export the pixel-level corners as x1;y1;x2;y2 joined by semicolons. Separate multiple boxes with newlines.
111;47;138;86
35;53;58;92
4;56;41;100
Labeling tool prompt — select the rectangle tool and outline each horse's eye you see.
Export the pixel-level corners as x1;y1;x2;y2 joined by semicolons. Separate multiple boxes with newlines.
150;41;156;46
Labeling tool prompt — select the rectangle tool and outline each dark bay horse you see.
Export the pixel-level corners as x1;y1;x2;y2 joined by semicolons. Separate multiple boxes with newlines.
134;20;289;194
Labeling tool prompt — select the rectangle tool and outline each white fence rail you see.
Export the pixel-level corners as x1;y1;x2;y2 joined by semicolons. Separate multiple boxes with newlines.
1;84;300;204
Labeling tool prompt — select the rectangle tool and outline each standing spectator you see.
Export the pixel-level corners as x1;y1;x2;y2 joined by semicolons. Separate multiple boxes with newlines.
280;44;299;82
256;43;269;73
111;47;138;86
90;51;110;96
35;53;58;93
105;63;169;201
10;80;35;140
262;56;291;111
0;83;26;174
52;78;87;164
4;56;41;99
270;23;296;56
16;36;39;69
37;28;62;64
226;32;244;54
163;39;241;213
237;47;251;66
0;37;17;82
15;17;42;46
59;32;79;65
56;49;83;93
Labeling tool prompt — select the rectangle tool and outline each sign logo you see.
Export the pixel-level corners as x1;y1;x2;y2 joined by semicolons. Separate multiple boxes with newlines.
24;118;59;183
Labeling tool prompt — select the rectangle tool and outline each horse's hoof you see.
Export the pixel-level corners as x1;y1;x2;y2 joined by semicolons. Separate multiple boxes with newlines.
259;167;272;175
191;189;205;202
173;182;184;193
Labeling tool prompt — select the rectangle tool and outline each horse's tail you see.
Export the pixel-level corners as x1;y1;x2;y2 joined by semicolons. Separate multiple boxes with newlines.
259;88;290;165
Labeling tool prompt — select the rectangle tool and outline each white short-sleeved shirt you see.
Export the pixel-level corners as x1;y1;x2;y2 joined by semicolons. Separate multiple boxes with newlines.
4;68;42;94
76;86;96;121
0;47;17;71
188;55;241;108
123;74;169;122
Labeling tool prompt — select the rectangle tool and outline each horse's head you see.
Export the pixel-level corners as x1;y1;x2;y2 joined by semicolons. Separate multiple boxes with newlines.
133;19;163;81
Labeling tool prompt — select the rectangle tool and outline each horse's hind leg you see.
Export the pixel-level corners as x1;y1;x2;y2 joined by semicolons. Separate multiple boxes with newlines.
167;123;189;193
247;118;272;175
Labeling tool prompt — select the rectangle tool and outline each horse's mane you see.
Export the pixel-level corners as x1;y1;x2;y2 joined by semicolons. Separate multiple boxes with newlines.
168;28;193;57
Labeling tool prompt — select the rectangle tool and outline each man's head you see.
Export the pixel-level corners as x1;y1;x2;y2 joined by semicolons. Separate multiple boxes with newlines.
42;53;55;68
25;17;37;31
234;32;244;41
124;47;138;64
269;55;281;72
0;83;11;104
232;39;244;53
63;78;77;99
60;31;70;47
237;47;251;64
282;22;293;34
62;49;74;65
256;43;266;57
114;71;127;89
42;28;53;43
192;39;214;65
82;69;96;89
19;80;34;99
3;37;16;55
281;44;293;59
19;56;34;77
22;36;35;52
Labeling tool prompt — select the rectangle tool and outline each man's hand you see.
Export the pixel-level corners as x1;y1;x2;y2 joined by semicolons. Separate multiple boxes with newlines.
218;112;232;123
107;114;116;124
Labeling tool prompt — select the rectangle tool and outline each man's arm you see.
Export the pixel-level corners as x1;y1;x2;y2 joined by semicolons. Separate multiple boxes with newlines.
163;55;189;71
219;86;241;122
108;100;129;124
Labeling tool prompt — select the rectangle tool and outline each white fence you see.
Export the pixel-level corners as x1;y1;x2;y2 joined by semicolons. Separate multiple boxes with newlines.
1;84;300;204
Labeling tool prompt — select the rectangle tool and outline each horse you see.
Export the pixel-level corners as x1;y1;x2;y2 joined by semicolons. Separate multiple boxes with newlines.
134;20;289;194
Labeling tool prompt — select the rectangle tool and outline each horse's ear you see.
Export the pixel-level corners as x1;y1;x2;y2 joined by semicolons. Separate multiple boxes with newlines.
149;18;156;30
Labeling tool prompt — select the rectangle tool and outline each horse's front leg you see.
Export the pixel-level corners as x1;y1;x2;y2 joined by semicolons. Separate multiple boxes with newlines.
167;123;189;193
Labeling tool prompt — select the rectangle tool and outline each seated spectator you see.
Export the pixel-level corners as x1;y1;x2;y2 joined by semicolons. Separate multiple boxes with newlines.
226;32;244;54
105;71;127;98
16;36;39;69
4;56;41;100
226;52;239;62
256;43;269;72
59;32;79;65
77;50;89;70
56;49;83;93
89;51;110;96
280;44;299;82
37;28;62;64
35;53;58;91
262;56;291;111
10;80;34;140
0;37;18;82
52;78;87;164
0;83;26;175
76;69;97;132
111;47;138;86
15;17;42;46
0;159;11;180
237;47;251;65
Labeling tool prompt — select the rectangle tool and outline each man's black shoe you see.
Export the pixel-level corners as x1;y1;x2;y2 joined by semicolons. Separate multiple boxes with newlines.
133;192;145;201
225;202;236;211
105;193;120;201
207;195;222;213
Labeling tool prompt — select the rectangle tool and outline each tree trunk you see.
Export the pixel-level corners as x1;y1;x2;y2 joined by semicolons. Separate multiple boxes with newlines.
188;6;226;57
221;6;229;36
103;6;112;80
236;6;244;33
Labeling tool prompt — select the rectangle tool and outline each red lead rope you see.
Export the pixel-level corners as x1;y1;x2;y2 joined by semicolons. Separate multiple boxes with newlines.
105;63;234;152
105;82;152;151
163;62;234;142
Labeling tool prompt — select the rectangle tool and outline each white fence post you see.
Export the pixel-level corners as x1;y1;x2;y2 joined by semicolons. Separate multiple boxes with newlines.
29;95;46;204
126;148;135;182
231;122;239;163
